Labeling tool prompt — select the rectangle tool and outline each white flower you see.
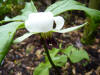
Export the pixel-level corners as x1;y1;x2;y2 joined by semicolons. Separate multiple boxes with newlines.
25;12;64;32
14;12;87;43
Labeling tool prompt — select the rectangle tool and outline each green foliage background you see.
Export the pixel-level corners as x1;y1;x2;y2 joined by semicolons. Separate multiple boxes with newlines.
0;0;25;20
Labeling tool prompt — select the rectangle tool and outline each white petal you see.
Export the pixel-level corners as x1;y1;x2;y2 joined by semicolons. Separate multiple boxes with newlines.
53;16;65;30
25;12;54;32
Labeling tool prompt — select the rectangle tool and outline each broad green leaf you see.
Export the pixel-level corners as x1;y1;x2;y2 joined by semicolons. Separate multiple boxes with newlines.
46;0;100;20
61;45;76;57
45;0;66;12
0;22;23;64
22;1;37;13
62;46;89;63
13;32;38;43
0;1;37;64
34;55;67;75
4;1;37;21
0;20;23;25
34;48;67;75
69;49;89;63
49;48;60;57
46;0;100;33
46;48;67;67
45;48;60;62
54;22;87;33
34;63;50;75
53;55;67;67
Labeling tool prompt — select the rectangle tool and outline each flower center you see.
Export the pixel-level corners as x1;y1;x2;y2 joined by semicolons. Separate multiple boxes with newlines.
40;31;53;39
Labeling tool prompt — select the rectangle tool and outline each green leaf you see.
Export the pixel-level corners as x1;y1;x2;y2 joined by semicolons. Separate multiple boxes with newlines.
34;48;67;75
45;48;60;62
62;46;89;63
45;0;65;13
34;55;67;75
61;45;76;57
54;22;87;33
0;22;23;64
0;20;23;25
46;48;67;67
22;1;37;13
34;63;50;75
13;32;37;43
0;1;37;64
69;49;89;63
53;55;67;67
4;1;37;21
46;0;100;33
46;0;100;19
49;48;60;57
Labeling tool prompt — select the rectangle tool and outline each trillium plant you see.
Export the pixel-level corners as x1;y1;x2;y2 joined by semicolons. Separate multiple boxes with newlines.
25;12;65;70
14;11;87;71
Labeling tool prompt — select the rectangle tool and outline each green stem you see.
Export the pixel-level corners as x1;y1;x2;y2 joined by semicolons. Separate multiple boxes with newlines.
40;34;60;75
41;36;57;69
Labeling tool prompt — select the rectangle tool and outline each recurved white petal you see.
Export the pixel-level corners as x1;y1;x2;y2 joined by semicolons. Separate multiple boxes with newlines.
53;16;64;30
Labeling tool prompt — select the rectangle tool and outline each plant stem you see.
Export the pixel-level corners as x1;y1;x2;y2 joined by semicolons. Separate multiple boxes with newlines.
41;37;57;70
40;34;61;75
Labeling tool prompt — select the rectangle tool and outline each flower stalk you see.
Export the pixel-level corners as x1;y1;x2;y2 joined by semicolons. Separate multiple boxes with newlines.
40;33;58;71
